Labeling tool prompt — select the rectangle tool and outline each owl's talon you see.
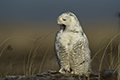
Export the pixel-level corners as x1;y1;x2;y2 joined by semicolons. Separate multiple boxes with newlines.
59;68;71;74
59;68;66;73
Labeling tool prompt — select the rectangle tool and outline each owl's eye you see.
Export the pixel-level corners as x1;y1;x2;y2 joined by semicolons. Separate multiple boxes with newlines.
62;18;66;21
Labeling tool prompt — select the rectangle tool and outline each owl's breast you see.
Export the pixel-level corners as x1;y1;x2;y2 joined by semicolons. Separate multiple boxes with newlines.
57;32;81;51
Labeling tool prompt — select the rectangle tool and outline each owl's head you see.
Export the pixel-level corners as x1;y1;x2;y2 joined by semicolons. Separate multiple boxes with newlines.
57;12;81;32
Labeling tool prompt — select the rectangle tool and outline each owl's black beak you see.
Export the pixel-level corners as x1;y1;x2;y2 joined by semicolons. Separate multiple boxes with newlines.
60;24;66;31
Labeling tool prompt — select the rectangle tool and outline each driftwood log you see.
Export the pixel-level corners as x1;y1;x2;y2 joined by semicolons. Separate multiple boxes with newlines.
2;70;117;80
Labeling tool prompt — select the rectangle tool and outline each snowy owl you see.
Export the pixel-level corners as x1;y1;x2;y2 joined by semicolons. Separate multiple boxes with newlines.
54;12;91;75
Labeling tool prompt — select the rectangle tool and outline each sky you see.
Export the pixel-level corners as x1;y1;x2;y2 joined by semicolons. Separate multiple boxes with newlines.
0;0;120;23
0;0;120;65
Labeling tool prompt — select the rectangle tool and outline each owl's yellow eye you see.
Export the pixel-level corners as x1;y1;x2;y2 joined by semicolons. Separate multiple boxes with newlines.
62;18;66;21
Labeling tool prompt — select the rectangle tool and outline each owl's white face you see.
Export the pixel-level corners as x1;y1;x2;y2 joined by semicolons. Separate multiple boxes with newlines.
57;13;71;31
57;12;78;31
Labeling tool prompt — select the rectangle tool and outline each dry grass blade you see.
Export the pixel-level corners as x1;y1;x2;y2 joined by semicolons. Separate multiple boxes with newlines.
23;56;26;75
109;42;115;69
39;45;51;73
26;36;44;75
0;37;12;48
104;58;110;69
32;67;37;75
98;32;120;80
113;64;120;74
92;47;104;61
26;45;35;75
28;31;55;74
113;54;120;69
0;44;8;57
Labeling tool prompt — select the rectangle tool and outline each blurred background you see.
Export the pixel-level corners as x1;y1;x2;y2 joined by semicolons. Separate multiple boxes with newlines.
0;0;120;77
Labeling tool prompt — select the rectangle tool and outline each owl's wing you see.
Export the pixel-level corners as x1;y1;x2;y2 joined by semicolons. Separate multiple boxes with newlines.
71;34;91;65
55;36;71;73
55;40;67;65
69;35;91;75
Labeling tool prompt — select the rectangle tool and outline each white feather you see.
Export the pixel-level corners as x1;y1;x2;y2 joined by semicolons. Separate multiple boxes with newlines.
55;12;91;75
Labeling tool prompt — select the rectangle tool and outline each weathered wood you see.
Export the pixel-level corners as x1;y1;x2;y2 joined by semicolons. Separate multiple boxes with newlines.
4;70;117;80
